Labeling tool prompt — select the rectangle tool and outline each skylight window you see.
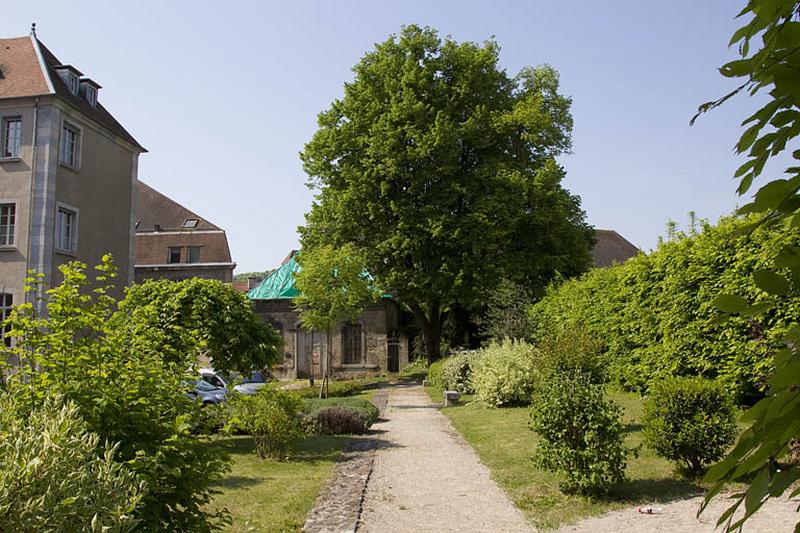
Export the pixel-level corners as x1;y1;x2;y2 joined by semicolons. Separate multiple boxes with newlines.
182;219;199;228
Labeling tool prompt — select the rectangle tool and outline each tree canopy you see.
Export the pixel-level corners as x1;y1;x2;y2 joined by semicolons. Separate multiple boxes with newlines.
299;25;594;360
120;278;281;374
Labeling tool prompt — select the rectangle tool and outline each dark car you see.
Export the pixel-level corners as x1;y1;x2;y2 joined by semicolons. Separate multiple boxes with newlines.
183;379;227;405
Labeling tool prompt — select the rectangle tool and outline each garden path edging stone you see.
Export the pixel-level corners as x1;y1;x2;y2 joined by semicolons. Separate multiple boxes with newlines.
302;386;389;533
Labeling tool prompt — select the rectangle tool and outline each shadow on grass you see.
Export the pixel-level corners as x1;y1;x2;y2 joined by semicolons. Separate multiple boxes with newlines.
206;434;350;465
623;422;643;434
607;477;705;504
214;475;264;490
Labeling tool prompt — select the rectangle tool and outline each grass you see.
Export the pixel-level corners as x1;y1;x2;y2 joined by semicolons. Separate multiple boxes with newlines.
425;385;704;530
206;434;348;532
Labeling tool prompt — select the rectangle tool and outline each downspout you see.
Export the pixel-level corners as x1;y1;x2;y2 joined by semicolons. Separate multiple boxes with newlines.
26;98;39;303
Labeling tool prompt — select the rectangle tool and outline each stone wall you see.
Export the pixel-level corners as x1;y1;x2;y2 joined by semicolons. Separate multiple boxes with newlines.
252;298;409;379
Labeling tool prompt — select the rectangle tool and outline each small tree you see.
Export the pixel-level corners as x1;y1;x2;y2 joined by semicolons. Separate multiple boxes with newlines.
294;244;380;395
642;377;737;477
530;374;628;496
227;388;306;459
120;277;281;374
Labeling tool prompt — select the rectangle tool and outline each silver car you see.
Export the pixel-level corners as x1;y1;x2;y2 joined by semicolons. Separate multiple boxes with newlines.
184;379;227;405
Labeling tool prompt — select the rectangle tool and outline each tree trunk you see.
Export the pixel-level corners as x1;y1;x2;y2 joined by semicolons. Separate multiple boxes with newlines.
410;301;443;365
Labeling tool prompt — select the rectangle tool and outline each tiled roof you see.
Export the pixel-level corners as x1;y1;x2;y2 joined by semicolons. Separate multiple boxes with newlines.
0;35;144;151
136;181;221;232
135;181;232;266
592;230;639;268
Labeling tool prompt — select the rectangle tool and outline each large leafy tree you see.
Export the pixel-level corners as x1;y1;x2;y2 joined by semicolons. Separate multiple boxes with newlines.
120;278;281;374
300;25;594;361
691;1;800;529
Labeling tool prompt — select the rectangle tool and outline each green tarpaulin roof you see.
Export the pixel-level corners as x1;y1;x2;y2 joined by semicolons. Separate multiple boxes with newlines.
247;252;301;300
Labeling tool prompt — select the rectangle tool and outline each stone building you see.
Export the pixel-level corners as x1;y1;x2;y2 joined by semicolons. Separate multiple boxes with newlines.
134;181;235;283
249;251;410;379
0;29;145;326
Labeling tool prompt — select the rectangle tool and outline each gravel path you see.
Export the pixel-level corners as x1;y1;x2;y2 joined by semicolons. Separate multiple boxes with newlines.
357;385;532;533
557;493;799;532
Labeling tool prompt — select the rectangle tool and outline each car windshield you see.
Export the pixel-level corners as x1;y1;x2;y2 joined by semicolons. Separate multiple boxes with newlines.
242;371;265;384
195;380;220;392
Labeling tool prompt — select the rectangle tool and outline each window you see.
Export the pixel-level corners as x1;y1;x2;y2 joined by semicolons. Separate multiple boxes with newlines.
341;322;362;365
56;206;77;253
182;218;198;228
59;122;80;168
168;246;182;264
86;85;97;107
0;204;15;246
67;73;79;95
0;293;12;348
187;246;201;263
2;117;22;158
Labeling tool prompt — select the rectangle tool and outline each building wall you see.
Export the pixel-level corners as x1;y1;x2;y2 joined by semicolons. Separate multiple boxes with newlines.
51;100;136;299
253;298;409;379
0;100;36;306
134;265;234;283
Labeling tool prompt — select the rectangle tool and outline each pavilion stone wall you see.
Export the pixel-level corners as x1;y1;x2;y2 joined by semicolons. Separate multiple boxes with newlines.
252;299;408;379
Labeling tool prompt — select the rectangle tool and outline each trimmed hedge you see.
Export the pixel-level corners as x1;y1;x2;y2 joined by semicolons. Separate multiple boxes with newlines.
529;215;800;402
303;397;379;426
642;377;737;476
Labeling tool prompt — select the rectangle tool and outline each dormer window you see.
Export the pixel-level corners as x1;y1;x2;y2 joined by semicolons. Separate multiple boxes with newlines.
54;65;84;96
66;73;79;95
86;85;97;106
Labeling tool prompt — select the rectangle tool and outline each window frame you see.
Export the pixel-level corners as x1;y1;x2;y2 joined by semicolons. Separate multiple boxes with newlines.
1;116;23;159
0;203;17;248
59;121;82;170
182;218;199;229
67;73;79;95
55;203;79;255
167;246;182;264
341;321;364;366
0;293;12;348
85;85;97;107
187;246;201;263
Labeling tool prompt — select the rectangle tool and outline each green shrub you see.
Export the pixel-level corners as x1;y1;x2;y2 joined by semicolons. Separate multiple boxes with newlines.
0;394;143;533
471;339;540;406
303;397;379;426
229;388;306;459
529;215;800;403
538;330;604;383
427;358;446;388
530;374;628;496
5;259;230;531
193;402;233;435
641;377;737;476
441;350;481;394
313;407;369;434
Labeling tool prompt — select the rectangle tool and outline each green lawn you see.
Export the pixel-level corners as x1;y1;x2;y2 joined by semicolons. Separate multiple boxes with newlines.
206;435;348;532
426;386;704;530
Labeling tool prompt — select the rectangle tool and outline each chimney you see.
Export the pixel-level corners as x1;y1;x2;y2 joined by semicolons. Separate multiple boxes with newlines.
247;276;262;290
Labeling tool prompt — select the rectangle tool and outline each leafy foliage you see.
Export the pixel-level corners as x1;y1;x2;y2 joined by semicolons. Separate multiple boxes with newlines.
228;388;306;459
121;277;280;374
0;394;143;533
687;3;800;526
529;215;800;402
441;350;481;394
537;330;605;384
642;377;737;477
302;397;379;426
481;278;535;342
294;244;380;332
471;339;540;407
4;259;230;531
299;25;594;361
311;407;369;435
426;358;446;389
530;374;628;496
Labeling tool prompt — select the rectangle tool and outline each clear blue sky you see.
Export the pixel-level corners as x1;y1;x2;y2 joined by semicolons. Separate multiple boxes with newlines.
3;1;764;273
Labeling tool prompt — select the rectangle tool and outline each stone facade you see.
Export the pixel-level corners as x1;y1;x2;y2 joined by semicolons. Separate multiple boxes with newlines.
253;298;409;379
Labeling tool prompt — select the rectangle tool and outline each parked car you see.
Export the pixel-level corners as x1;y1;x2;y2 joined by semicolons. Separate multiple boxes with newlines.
234;371;269;395
200;368;231;389
183;379;227;405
